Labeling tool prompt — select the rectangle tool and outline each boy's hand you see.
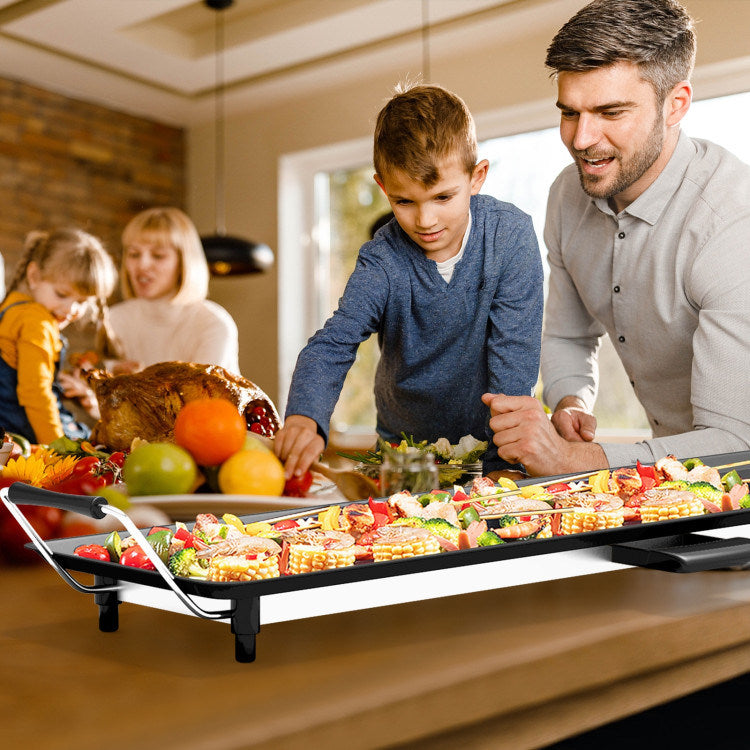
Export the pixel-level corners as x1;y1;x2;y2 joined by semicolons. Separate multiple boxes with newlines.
274;414;325;479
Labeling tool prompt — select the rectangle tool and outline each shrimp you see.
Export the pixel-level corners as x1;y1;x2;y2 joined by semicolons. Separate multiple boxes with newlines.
495;520;541;539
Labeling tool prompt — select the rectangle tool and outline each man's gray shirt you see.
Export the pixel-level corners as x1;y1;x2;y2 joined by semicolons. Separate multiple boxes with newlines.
542;130;750;466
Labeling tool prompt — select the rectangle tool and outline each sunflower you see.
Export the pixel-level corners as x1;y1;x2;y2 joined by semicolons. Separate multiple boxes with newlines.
41;454;79;487
1;454;49;486
0;450;79;488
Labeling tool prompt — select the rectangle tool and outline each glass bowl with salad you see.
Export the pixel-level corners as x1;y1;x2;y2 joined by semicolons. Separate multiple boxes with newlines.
338;433;487;489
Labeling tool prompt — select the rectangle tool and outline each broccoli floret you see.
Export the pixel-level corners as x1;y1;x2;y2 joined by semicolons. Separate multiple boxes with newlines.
421;518;461;544
495;514;519;528
741;494;750;510
659;480;689;490
688;481;723;503
168;548;208;579
476;530;504;546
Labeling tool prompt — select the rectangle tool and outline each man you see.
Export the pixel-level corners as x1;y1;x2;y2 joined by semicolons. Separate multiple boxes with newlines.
483;0;750;476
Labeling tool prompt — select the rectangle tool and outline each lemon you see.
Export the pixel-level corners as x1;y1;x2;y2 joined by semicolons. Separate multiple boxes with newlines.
217;449;285;496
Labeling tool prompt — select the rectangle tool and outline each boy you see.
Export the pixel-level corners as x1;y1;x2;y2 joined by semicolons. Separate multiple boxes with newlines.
275;83;543;478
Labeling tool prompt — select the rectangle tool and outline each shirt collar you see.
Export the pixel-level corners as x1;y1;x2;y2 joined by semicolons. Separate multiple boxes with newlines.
593;129;695;224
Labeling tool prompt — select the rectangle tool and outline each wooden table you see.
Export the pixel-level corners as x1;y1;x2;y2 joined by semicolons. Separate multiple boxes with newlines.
2;561;750;749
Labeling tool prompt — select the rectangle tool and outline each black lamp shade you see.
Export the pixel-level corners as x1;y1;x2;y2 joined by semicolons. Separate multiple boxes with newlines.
201;234;274;276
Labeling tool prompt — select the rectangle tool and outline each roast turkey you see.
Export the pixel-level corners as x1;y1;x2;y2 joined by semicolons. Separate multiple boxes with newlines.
86;361;281;452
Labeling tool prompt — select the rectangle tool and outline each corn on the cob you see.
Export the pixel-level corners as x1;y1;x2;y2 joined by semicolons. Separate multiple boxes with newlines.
287;544;356;574
640;491;704;523
372;526;441;561
207;554;280;582
560;507;625;534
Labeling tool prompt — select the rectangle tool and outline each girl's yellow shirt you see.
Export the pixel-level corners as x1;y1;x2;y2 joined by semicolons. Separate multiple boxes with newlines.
0;291;64;443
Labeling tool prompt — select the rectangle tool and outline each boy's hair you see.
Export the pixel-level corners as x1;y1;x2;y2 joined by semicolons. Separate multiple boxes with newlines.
121;207;209;305
373;83;478;186
545;0;696;105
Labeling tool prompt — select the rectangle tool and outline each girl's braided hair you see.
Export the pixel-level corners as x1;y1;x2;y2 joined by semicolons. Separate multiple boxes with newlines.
5;227;122;358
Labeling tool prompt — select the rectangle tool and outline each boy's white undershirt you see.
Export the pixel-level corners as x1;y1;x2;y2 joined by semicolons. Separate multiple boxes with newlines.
434;213;472;283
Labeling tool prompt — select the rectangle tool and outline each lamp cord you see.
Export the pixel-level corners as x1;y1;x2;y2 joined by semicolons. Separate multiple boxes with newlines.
421;0;431;83
214;6;226;236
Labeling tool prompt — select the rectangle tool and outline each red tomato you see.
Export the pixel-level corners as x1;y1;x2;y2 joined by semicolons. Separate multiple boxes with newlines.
120;545;155;570
273;519;299;531
283;470;313;497
174;526;199;548
108;452;126;468
546;483;571;493
71;456;101;477
74;544;110;561
47;474;107;497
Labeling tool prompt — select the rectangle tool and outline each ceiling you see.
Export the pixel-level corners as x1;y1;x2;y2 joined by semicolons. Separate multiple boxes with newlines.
0;0;569;127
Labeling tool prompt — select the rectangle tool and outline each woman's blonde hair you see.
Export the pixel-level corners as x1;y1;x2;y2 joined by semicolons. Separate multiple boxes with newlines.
120;207;209;305
5;227;120;356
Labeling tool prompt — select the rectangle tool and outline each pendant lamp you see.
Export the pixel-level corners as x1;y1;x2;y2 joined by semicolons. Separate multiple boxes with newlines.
201;0;274;275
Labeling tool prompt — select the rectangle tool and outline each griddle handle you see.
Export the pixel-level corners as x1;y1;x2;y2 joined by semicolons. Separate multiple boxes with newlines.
7;482;107;519
611;534;750;573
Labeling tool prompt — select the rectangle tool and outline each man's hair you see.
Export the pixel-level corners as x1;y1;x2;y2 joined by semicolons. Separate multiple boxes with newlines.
545;0;696;104
373;83;478;186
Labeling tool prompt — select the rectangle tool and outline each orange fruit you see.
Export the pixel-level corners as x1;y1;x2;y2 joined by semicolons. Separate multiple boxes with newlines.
217;449;285;496
173;398;246;467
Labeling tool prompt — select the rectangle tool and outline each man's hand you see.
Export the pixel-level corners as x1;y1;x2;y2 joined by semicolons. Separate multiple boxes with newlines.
273;414;325;479
550;396;597;442
481;393;607;476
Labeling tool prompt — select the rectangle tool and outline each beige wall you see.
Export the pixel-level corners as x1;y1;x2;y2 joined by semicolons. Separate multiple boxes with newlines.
187;0;750;406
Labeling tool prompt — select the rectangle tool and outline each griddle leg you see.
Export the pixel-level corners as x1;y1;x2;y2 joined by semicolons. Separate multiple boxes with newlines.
94;576;120;632
231;597;260;663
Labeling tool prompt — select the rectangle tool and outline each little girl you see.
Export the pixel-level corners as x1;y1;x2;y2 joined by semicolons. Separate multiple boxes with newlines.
107;207;240;375
0;228;117;444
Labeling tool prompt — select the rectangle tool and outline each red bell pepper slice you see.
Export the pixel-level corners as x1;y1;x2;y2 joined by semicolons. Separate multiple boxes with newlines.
368;498;392;521
452;489;469;504
636;461;657;481
546;482;571;493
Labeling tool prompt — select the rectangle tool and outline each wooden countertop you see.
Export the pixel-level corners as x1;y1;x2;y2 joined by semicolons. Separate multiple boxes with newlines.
2;562;750;749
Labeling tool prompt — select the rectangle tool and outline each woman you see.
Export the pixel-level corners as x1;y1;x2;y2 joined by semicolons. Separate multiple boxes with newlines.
109;207;240;375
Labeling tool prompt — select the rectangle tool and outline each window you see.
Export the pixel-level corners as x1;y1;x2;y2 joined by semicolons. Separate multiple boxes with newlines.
279;90;750;440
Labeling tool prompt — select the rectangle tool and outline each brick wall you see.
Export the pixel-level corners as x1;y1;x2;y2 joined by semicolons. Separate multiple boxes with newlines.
0;76;185;279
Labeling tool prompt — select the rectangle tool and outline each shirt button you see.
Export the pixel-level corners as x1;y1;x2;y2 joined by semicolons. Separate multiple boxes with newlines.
618;335;625;342
618;231;625;239
613;285;620;293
